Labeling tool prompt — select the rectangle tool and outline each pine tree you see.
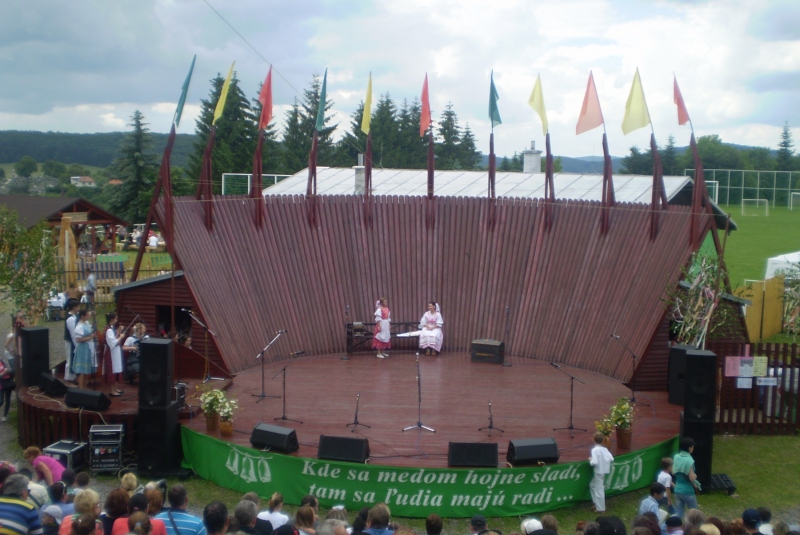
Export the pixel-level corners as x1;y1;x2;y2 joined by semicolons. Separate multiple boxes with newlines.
107;111;158;223
279;99;306;175
621;145;652;174
251;84;282;175
279;75;338;174
776;122;795;171
661;135;679;176
436;103;461;170
396;98;427;169
370;93;399;168
331;102;366;168
458;124;481;170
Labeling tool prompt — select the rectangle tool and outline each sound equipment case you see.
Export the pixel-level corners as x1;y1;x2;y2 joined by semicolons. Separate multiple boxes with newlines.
89;424;124;476
470;339;505;364
43;440;88;471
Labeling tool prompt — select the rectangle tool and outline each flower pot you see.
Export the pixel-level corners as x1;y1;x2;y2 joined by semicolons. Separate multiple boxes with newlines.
616;426;632;449
205;412;220;433
220;419;234;437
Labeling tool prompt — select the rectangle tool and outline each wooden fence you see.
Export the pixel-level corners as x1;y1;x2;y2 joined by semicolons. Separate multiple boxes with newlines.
735;276;785;340
707;342;799;435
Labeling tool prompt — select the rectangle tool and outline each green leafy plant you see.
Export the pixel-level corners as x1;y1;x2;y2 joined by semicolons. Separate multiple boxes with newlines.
609;398;634;430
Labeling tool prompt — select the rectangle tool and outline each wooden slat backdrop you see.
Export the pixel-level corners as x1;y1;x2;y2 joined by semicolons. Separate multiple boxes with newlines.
157;195;710;379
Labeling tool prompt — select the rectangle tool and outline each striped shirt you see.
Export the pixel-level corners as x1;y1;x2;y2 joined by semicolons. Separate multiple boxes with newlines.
0;496;44;535
154;509;206;535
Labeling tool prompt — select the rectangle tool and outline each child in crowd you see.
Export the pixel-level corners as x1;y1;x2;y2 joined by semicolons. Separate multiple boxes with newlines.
589;432;614;514
658;457;675;514
42;505;63;535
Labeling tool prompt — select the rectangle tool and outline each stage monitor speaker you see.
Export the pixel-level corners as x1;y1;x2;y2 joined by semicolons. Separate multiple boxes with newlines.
318;435;370;463
20;326;49;387
680;411;713;491
448;442;498;468
470;339;505;364
250;423;299;453
139;339;173;408
668;344;690;406
506;438;560;465
65;388;111;411
39;372;68;397
684;349;717;423
137;402;181;475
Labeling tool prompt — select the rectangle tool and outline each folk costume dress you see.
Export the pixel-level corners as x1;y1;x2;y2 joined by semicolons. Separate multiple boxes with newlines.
372;302;391;351
72;321;94;375
418;307;444;353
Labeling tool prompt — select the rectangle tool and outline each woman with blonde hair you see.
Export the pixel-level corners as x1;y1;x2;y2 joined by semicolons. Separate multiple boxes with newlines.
257;492;288;528
60;488;103;535
295;506;316;535
120;473;138;496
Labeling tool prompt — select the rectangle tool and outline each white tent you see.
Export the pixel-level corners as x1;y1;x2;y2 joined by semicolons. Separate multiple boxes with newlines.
765;251;800;278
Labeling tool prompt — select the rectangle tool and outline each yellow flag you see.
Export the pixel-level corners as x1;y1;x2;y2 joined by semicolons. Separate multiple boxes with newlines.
361;73;372;135
213;61;235;126
621;68;651;135
528;74;548;136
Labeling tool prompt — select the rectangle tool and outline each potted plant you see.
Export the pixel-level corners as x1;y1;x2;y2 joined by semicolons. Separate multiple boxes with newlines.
199;388;227;432
218;398;239;438
609;397;634;449
594;417;613;447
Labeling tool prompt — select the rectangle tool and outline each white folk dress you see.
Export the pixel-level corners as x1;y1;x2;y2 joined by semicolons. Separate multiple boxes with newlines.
418;311;444;352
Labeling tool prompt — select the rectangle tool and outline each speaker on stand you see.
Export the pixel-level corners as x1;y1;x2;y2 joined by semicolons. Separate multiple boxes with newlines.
139;339;173;408
136;339;179;475
681;348;717;491
20;327;49;387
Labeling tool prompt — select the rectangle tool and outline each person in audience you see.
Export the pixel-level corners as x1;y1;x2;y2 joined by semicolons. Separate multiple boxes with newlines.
23;447;65;487
701;525;721;535
705;519;725;535
742;510;766;535
521;519;543;535
673;438;700;518
42;505;64;535
60;488;102;535
234;501;260;535
317;520;347;535
773;522;790;535
685;511;707;532
589;432;614;514
350;508;370;535
632;528;652;535
203;503;228;535
0;474;43;535
111;493;165;535
295;506;317;535
542;515;559;535
72;515;100;535
757;509;773;535
74;473;91;495
145;489;164;518
241;493;271;535
730;520;747;535
666;517;684;535
363;506;392;535
16;468;50;509
61;470;77;503
288;497;319;530
154;485;206;535
597;516;626;535
583;523;601;535
119;474;139;497
100;489;129;535
638;483;666;516
658;458;675;514
129;512;152;535
633;514;660;535
48;482;75;518
227;516;241;534
469;515;487;535
425;515;442;535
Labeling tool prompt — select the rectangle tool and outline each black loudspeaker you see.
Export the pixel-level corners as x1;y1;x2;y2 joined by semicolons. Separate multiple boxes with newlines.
65;388;111;411
250;423;299;453
318;435;370;463
470;339;505;364
39;372;68;397
139;339;173;408
137;402;181;474
20;327;49;387
448;442;498;467
680;412;713;491
668;344;689;405
507;438;560;465
684;349;717;422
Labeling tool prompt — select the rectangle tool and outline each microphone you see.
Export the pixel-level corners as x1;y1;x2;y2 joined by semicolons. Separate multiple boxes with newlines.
611;334;620;339
505;306;510;315
276;329;288;334
550;362;561;369
291;351;305;357
181;308;192;312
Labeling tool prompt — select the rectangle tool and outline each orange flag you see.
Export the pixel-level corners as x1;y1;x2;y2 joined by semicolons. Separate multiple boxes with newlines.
258;66;273;130
420;74;432;137
576;71;604;135
673;75;691;126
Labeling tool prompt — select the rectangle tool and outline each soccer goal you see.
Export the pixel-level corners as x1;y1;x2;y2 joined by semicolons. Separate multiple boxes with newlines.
221;173;252;195
741;198;769;216
706;180;719;204
791;192;800;210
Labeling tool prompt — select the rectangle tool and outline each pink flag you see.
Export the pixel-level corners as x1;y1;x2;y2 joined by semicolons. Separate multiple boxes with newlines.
673;75;691;126
258;66;273;130
576;71;604;135
420;74;432;137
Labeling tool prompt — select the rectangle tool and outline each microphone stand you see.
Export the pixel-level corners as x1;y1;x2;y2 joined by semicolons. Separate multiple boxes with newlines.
552;363;588;438
186;310;223;383
273;356;303;424
403;353;435;433
346;392;370;432
478;399;504;436
252;332;283;402
341;305;351;361
610;334;651;406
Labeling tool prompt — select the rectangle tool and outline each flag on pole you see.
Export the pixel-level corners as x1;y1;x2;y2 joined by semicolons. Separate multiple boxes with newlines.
361;73;372;135
420;74;431;137
528;74;548;135
576;71;604;135
258;66;273;130
315;69;328;132
213;61;235;126
674;75;691;127
621;68;651;135
174;55;196;128
489;70;502;129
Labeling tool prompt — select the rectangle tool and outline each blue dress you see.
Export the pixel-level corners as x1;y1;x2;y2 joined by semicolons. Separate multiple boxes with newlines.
72;322;94;375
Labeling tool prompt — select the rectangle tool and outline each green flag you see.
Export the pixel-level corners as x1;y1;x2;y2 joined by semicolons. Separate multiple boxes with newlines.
173;55;196;128
489;70;502;129
315;68;328;132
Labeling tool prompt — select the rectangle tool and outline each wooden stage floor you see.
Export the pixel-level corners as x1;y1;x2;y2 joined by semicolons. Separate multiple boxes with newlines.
183;352;681;467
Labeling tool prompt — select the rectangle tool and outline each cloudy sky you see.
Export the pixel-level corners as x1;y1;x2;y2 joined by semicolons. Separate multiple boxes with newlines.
1;0;799;158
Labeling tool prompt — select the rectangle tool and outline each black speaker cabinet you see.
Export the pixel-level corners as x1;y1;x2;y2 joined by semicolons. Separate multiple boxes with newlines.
137;402;181;475
668;344;690;405
470;339;505;364
448;442;498;467
684;349;717;423
20;326;49;387
65;388;111;411
680;411;713;491
139;339;173;408
318;435;370;463
250;423;299;453
507;438;560;465
39;372;68;397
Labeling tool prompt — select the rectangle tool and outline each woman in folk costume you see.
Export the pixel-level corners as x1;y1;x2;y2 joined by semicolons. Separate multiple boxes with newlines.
419;302;443;355
372;297;391;359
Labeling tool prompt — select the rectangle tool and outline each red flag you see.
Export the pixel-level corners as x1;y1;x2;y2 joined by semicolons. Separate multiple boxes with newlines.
258;67;273;130
674;75;690;126
576;71;604;135
420;74;431;137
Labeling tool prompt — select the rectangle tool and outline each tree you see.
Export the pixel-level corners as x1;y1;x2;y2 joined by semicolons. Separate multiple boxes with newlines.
553;157;563;173
107;111;158;223
679;135;742;170
251;84;281;175
396;98;427;169
436;103;461;170
14;156;38;178
776;122;795;171
42;160;67;179
458;125;481;170
7;176;31;194
331;102;366;168
621;145;652;175
661;135;680;176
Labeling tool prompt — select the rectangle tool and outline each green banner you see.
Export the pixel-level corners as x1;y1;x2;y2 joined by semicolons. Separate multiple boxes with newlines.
182;428;677;518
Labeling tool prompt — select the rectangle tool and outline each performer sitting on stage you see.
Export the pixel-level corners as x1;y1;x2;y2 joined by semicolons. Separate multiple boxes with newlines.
372;297;391;359
418;302;444;356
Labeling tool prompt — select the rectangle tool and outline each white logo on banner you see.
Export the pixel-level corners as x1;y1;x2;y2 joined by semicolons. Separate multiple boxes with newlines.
226;446;272;483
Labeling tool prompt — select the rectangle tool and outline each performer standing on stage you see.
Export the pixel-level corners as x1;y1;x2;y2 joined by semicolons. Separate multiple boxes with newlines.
73;310;96;390
419;302;444;356
104;312;129;397
372;297;391;359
